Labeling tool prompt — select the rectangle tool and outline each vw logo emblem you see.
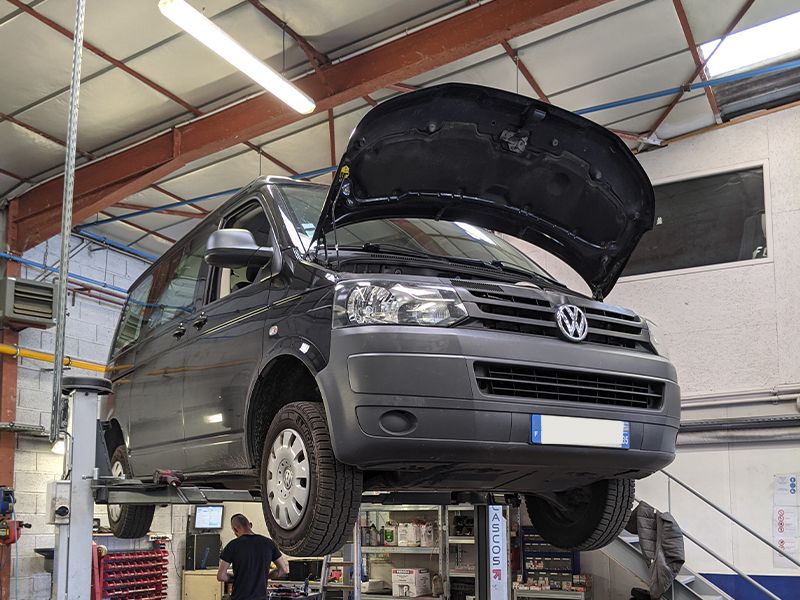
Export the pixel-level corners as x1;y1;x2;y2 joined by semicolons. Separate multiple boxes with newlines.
556;304;588;342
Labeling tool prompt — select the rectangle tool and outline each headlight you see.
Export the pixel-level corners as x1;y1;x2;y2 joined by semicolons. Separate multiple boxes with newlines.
644;318;669;358
333;280;468;328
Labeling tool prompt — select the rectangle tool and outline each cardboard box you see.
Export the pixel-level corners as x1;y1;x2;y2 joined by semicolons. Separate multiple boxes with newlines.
391;568;432;597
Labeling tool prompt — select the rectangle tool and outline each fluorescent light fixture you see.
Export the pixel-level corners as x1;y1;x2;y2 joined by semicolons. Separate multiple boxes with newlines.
204;413;224;424
158;0;316;114
701;11;800;78
51;439;65;455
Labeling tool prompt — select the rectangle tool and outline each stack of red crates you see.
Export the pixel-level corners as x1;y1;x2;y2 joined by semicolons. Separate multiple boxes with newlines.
95;541;169;600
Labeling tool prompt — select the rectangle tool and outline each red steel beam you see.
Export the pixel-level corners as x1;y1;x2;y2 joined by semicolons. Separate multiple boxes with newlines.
672;0;721;122
0;168;29;182
100;211;176;244
327;108;336;177
150;183;208;215
362;95;377;107
243;141;299;176
11;0;612;251
0;112;96;158
0;203;20;600
646;0;754;137
246;0;330;70
499;40;550;102
388;83;419;93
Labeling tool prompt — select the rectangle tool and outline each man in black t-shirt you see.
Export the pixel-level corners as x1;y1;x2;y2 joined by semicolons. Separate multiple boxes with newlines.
217;513;288;600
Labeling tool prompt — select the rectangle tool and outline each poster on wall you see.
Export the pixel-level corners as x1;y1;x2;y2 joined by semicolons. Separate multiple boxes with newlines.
773;474;800;568
774;474;798;506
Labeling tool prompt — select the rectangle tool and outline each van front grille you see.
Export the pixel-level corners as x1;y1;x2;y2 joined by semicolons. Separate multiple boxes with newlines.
474;362;663;410
449;283;652;352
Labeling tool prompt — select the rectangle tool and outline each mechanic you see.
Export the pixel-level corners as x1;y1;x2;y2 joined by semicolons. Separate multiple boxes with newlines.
217;513;289;600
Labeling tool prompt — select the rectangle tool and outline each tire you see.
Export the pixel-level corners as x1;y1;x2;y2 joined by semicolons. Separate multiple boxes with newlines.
107;445;155;539
525;478;634;551
261;401;363;557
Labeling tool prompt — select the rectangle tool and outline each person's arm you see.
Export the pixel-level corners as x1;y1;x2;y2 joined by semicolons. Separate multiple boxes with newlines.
269;555;289;579
217;559;232;583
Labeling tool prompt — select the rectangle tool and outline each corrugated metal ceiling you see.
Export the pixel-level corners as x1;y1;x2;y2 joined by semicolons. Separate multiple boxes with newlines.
1;0;798;257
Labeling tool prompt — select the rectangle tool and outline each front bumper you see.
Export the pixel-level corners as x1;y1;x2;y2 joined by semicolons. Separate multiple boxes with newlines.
317;326;679;492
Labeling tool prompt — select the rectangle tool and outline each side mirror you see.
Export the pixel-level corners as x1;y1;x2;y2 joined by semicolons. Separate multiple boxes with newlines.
205;228;274;268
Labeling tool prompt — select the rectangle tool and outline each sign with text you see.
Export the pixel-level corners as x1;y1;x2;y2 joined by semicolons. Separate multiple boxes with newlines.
488;505;509;600
773;474;800;568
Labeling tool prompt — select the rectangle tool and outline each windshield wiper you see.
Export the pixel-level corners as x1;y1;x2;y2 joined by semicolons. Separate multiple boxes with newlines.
339;242;438;260
489;260;561;286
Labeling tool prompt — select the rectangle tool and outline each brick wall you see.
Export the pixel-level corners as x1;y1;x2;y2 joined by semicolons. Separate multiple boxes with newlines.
9;235;189;600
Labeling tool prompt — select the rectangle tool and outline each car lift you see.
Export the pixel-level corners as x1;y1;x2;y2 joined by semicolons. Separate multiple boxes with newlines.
53;375;512;599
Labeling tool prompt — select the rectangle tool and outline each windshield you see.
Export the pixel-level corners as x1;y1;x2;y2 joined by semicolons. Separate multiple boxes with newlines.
276;183;552;280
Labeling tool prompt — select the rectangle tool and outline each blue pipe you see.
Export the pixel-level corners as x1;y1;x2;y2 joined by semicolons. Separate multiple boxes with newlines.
0;252;129;294
76;230;157;262
576;57;800;115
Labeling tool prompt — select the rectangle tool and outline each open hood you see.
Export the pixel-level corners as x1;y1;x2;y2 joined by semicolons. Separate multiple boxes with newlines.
315;83;655;298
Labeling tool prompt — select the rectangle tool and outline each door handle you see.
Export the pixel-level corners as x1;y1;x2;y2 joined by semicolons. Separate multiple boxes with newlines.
173;324;186;339
193;313;207;330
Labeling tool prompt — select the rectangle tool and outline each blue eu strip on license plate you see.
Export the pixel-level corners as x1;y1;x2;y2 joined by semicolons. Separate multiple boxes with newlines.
531;414;630;449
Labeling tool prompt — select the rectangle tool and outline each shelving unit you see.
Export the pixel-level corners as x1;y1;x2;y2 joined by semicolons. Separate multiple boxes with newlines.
361;546;440;555
445;505;476;600
447;536;474;545
359;504;445;598
521;526;579;591
361;595;439;600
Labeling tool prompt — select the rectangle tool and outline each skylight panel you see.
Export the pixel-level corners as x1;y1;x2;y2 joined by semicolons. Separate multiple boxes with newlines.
701;11;800;78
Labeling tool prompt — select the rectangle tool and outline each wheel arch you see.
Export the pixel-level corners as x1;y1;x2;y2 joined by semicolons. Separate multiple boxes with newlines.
104;418;127;460
244;339;328;469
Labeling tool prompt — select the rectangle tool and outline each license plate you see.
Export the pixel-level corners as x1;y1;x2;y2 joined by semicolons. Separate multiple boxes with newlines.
531;414;630;449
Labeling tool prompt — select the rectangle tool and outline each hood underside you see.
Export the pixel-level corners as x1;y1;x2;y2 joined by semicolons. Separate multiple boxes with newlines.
316;83;655;297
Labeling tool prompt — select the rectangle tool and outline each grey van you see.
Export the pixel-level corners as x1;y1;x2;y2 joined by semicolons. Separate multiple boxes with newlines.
102;83;679;556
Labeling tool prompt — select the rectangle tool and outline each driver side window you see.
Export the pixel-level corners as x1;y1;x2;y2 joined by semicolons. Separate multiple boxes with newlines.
217;201;272;299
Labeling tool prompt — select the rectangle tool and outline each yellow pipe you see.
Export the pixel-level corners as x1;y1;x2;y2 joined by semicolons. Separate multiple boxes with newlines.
0;343;106;373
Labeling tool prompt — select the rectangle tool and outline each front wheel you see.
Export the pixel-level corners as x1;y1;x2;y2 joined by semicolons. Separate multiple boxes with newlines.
525;478;634;551
261;401;363;557
107;444;155;538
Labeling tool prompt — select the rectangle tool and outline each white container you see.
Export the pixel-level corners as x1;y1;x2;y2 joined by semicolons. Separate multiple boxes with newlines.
397;522;420;547
420;522;436;547
391;568;432;598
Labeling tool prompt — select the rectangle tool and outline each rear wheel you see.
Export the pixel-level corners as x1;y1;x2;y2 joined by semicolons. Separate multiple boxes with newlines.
107;445;155;539
261;401;362;557
525;478;633;551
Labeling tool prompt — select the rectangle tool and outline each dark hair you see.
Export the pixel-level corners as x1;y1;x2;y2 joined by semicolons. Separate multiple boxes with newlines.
230;514;250;529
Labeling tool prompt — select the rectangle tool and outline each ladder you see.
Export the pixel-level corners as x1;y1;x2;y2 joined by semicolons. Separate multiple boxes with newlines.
320;524;361;600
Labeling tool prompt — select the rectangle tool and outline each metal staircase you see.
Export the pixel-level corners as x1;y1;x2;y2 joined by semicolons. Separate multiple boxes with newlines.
598;470;800;600
602;532;732;600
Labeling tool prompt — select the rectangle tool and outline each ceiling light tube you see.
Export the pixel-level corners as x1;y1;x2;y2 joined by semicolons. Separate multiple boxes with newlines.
158;0;316;114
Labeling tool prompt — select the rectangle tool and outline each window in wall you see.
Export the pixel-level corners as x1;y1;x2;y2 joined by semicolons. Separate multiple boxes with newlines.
622;167;766;277
217;202;272;299
113;273;154;354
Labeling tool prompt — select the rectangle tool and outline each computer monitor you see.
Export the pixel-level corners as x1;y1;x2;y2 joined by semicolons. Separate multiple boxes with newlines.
194;505;224;530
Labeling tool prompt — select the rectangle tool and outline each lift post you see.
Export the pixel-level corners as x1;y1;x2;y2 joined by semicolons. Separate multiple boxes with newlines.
476;503;511;600
52;376;113;600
